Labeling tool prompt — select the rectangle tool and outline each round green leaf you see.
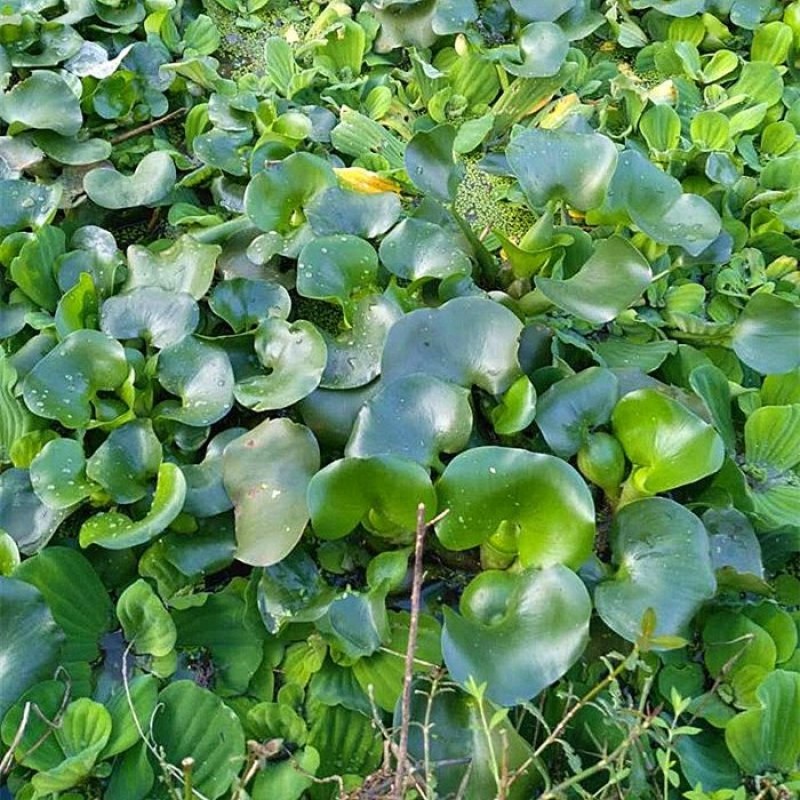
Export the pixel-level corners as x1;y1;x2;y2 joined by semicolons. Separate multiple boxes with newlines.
379;217;473;283
156;336;235;426
507;128;618;212
85;419;161;505
22;329;129;429
442;566;592;706
535;236;652;324
233;318;327;412
152;681;245;800
306;185;401;238
79;462;187;550
345;374;473;468
436;446;596;568
116;578;176;658
100;287;199;349
595;497;716;644
0;577;64;720
404;123;463;202
32;132;112;166
490;374;537;435
0;531;20;576
0;468;68;554
222;418;320;566
381;296;523;394
0;179;61;234
536;367;619;457
308;455;437;540
182;428;243;518
502;22;569;77
83;151;176;209
29;438;93;509
732;294;800;376
640;103;681;152
297;234;379;319
0;71;82;136
209;278;291;333
612;388;725;494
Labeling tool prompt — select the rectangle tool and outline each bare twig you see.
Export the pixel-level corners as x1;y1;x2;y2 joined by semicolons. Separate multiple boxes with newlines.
110;107;188;144
0;702;31;776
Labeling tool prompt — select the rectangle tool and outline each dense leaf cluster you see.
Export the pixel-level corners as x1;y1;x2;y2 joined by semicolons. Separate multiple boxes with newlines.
1;0;800;798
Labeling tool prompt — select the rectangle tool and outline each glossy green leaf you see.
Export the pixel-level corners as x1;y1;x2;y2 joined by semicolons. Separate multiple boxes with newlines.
233;318;326;411
507;127;618;212
595;498;716;644
345;374;472;468
442;566;591;705
536;236;652;324
382;296;523;394
297;234;379;319
152;681;245;799
436;446;596;568
612;388;725;494
9;224;64;312
536;367;619;457
0;350;39;465
0;577;64;720
378;217;473;282
124;235;220;300
0;468;68;553
503;22;568;77
182;428;242;518
116;578;176;657
308;455;436;540
0;531;20;576
703;609;777;679
100;287;199;349
14;546;112;663
83;151;176;209
725;670;800;775
79;462;187;550
732;294;800;375
317;589;389;659
491;374;537;435
22;329;129;428
156;336;235;426
86;419;162;504
689;363;736;454
209;278;291;333
640;103;681;152
0;71;82;136
306;185;401;238
222;418;320;566
0;179;61;234
101;675;158;760
405;123;463;202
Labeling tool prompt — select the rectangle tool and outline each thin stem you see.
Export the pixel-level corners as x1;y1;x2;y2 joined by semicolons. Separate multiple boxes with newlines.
182;757;195;800
110;107;188;144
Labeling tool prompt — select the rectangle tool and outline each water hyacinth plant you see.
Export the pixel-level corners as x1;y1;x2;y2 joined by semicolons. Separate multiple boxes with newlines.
1;0;800;798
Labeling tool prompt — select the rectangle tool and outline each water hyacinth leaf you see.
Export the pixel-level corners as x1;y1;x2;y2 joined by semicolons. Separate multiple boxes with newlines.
22;330;129;429
79;462;187;550
9;225;64;312
503;22;569;77
32;132;112;166
743;404;800;529
209;278;291;333
101;675;159;760
85;419;162;504
308;455;436;540
116;578;176;658
689;364;736;455
507;128;618;212
153;681;245;800
297;383;379;449
597;150;721;256
100;287;199;349
639;103;681;152
182;428;243;518
222;418;320;566
612;388;725;494
703;508;765;589
509;0;576;21
345;374;472;469
0;469;68;553
55;272;100;339
0;532;20;576
173;592;264;695
536;236;652;324
442;566;592;706
378;218;473;283
595;498;716;644
725;670;800;775
234;318;327;412
31;698;112;795
491;374;537;435
0;71;82;136
0;577;64;720
124;235;220;299
404;124;463;202
536;367;619;457
156;336;235;426
317;589;389;659
0;351;39;465
245;152;336;234
0;180;61;234
306;185;401;238
320;294;404;389
83;151;176;209
382;296;523;394
732;294;800;375
29;438;93;509
352;611;441;711
297;235;379;318
436;446;595;568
